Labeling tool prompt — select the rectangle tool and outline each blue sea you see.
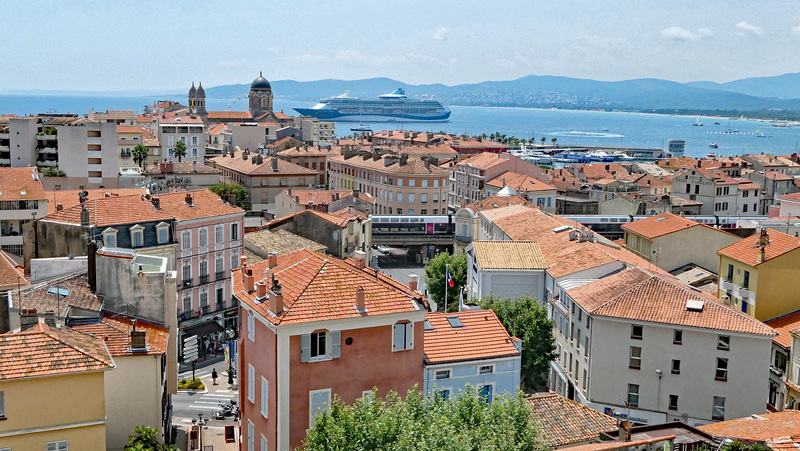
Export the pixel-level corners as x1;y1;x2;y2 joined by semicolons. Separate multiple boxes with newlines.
2;94;799;159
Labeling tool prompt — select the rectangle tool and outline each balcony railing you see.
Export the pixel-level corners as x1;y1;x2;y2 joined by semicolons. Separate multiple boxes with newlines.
456;235;473;243
182;278;193;288
215;271;225;281
201;305;210;315
199;274;210;284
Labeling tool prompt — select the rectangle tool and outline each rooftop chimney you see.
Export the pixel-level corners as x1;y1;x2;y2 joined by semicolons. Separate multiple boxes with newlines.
269;275;283;314
131;330;147;351
56;203;63;211
185;193;193;206
19;309;39;328
268;252;278;268
409;274;418;291
355;286;366;312
240;255;247;269
88;241;97;291
271;157;278;171
151;196;160;209
618;420;632;442
353;250;366;268
80;205;90;227
244;268;255;293
255;280;268;300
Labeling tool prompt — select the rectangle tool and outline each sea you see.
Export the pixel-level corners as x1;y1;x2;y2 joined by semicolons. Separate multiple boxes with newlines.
2;94;799;159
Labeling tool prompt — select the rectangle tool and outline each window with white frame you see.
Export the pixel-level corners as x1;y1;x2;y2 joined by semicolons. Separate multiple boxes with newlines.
422;179;428;187
199;227;208;247
712;396;725;420
199;289;209;310
215;224;224;243
182;230;191;250
156;222;170;244
421;193;428;203
300;330;341;362
261;435;267;451
409;179;415;187
215;254;224;275
46;441;68;451
130;224;144;247
392;322;414;351
627;383;639;407
182;293;192;315
248;364;255;402
199;258;208;277
716;358;728;381
247;420;254;451
248;311;255;342
309;389;331;427
261;377;269;418
168;136;174;146
182;263;191;283
231;223;239;240
478;364;494;375
231;252;240;269
435;369;451;379
102;228;117;248
629;346;642;370
408;193;415;204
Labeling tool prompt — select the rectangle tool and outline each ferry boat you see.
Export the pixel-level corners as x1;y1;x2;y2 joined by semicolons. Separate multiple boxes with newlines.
293;89;451;122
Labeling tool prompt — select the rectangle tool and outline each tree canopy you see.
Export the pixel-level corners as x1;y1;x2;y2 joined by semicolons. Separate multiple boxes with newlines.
424;251;467;312
173;140;187;162
303;386;543;451
132;144;149;169
124;426;177;451
480;295;556;389
209;183;248;209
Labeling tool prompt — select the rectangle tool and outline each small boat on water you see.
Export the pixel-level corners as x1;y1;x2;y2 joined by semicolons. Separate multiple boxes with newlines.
707;152;717;158
693;117;703;126
350;124;372;133
714;122;721;125
709;143;718;148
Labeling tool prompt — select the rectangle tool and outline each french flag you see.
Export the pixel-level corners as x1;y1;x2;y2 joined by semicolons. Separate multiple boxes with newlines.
446;267;454;287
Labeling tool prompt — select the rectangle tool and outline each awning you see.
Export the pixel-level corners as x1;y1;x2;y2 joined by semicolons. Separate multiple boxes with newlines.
183;320;224;337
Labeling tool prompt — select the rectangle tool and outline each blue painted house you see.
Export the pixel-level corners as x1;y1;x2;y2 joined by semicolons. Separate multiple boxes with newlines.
423;310;522;401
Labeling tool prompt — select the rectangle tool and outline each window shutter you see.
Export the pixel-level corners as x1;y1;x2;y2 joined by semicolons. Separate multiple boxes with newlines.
331;331;341;358
300;334;311;362
393;324;402;351
405;322;414;349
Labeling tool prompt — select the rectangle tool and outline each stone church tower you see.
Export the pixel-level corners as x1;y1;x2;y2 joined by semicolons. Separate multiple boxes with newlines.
188;82;207;117
248;72;273;117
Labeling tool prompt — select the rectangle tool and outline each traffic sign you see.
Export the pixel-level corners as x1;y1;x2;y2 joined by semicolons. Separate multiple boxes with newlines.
184;353;198;363
184;338;198;350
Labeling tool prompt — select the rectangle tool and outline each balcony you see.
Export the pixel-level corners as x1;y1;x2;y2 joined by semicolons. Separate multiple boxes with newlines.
120;151;132;157
199;274;210;285
215;271;225;281
182;278;193;288
456;235;473;243
719;280;735;292
37;160;58;167
38;146;58;154
37;134;57;141
201;305;210;315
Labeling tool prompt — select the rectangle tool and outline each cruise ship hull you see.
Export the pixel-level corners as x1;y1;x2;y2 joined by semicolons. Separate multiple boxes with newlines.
293;108;451;122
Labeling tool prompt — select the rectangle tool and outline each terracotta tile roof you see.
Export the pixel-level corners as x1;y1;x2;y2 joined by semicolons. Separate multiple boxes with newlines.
0;322;114;380
42;193;174;227
0;167;47;201
485;171;557;192
267;136;302;148
762;170;795;181
158;115;204;125
743;154;789;167
559;435;677;451
0;250;26;287
209;154;317;176
329;154;450;175
698;411;800;442
526;393;617;447
471;241;547;270
622;213;702;239
93;110;136;119
117;125;148;135
763;310;800;348
766;436;800;451
206;123;228;135
579;163;631;181
266;208;362;229
636;175;673;187
423;310;519;364
568;267;775;336
71;312;168;356
718;228;800;266
274;111;292;120
234;249;425;325
143;161;220;175
780;192;800;202
11;272;102;319
155;189;243;221
464;194;535;213
282;189;353;206
457;152;510;170
207;111;253;120
47;188;149;214
328;206;368;220
738;182;762;190
657;157;698;170
245;229;327;257
278;146;342;157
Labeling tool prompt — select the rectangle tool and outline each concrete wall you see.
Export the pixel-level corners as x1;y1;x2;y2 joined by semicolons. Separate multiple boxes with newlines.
23;220;86;272
29;256;88;282
105;355;163;451
423;356;521;399
96;250;170;323
625;227;741;273
9;118;38;167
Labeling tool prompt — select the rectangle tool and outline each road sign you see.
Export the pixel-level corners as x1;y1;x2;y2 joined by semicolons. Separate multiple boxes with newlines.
184;338;198;350
184;353;198;363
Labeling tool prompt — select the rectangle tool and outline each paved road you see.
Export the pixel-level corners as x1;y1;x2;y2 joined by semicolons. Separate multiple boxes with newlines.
377;258;436;310
173;358;239;430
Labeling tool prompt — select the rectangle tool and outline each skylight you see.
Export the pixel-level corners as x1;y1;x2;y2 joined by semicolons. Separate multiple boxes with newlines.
447;317;464;328
47;287;70;297
655;217;666;222
686;299;704;311
424;319;434;331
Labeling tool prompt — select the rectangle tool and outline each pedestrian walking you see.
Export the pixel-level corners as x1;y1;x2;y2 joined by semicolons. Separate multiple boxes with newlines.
212;368;218;385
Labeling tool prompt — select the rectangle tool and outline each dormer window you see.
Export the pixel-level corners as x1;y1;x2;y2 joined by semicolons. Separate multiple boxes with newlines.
130;224;144;247
156;222;170;245
102;228;118;248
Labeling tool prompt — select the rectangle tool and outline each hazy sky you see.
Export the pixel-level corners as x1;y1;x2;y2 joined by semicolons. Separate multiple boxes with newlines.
3;0;800;91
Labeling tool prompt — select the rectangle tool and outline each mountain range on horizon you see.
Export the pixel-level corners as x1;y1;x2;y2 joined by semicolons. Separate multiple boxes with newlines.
7;72;800;116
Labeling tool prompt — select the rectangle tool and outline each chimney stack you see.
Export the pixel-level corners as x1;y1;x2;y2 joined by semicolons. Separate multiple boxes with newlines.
88;241;97;291
19;309;39;328
244;268;255;293
255;280;268;299
271;157;278;171
185;193;193;206
353;250;366;268
355;286;366;311
618;420;632;442
268;252;278;268
269;275;283;314
409;274;418;291
240;255;247;268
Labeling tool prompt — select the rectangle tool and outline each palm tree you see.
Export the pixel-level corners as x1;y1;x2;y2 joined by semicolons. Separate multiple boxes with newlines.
540;137;546;145
132;144;149;169
173;140;187;162
551;138;558;146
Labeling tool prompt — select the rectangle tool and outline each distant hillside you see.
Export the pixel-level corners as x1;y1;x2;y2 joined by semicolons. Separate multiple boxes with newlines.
204;74;800;115
686;72;800;100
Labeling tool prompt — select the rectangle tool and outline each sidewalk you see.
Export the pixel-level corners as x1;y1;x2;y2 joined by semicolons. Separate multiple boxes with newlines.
179;355;227;374
176;424;239;451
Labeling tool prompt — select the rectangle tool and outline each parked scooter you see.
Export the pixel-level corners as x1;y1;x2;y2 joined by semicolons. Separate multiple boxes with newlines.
213;399;238;420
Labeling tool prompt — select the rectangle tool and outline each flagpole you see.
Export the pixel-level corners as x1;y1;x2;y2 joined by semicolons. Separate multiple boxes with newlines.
444;263;448;313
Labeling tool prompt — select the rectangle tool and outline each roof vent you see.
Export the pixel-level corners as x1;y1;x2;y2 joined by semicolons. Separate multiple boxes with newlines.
655;217;666;222
553;225;571;234
686;299;704;311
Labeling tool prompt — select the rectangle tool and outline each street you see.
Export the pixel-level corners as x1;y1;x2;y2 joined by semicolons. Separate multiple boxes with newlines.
174;357;239;431
377;256;435;310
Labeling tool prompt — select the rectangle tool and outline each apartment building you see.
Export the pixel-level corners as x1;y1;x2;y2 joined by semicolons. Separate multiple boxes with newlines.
452;193;534;251
328;151;450;215
236;250;426;450
550;266;774;425
276;145;342;187
117;125;158;170
449;152;543;210
0;167;48;256
670;167;762;216
157;115;205;162
484;171;558;212
465;240;548;302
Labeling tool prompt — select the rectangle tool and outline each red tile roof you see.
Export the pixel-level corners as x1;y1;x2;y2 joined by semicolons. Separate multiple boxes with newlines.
763;310;800;348
143;161;220;175
209;154;317;176
47;188;149;214
560;435;677;451
156;189;244;221
234;249;425;325
485;171;557;192
471;241;548;270
207;111;253;120
43;193;174;227
278;146;342;158
568;267;775;336
10;272;101;319
622;212;710;239
718;228;800;266
0;167;47;201
526;393;617;447
698;411;800;442
0;322;114;380
0;250;25;288
423;310;519;364
71;312;168;356
464;194;535;213
282;189;353;206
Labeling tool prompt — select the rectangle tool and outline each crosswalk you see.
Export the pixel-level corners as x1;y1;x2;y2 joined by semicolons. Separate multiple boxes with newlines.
188;391;237;411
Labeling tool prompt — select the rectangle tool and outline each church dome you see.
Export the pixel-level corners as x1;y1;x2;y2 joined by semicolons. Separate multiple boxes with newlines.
188;82;196;97
196;82;205;97
251;72;271;90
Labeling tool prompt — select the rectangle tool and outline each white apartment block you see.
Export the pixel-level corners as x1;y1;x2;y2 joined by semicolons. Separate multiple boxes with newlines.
157;116;205;163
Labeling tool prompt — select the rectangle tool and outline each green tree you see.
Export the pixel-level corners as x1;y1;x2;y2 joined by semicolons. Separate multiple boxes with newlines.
132;144;149;169
125;425;178;451
424;252;467;312
173;140;187;162
480;295;556;389
551;138;557;146
540;137;546;145
209;183;248;209
303;386;542;451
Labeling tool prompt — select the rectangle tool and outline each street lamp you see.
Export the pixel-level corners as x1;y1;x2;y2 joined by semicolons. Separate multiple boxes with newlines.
192;412;207;450
226;328;236;386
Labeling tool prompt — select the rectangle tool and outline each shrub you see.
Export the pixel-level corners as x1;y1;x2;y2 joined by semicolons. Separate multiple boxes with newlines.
178;378;205;390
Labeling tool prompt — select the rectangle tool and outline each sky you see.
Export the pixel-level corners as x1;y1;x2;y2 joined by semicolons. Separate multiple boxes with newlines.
3;0;800;92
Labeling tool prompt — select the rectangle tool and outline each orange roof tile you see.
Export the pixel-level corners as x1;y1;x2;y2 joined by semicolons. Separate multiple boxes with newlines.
71;312;168;356
266;208;362;229
0;167;46;201
568;267;775;336
0;250;25;287
698;411;800;442
622;213;702;239
47;188;149;214
526;393;617;447
155;189;243;221
282;189;352;206
235;249;424;325
471;241;548;270
10;272;101;318
143;161;220;175
278;146;342;158
43;193;174;227
423;310;519;364
207;111;252;120
486;171;557;192
560;435;677;451
718;228;800;266
209;154;317;176
0;322;114;380
780;192;800;202
464;194;535;213
764;310;800;348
